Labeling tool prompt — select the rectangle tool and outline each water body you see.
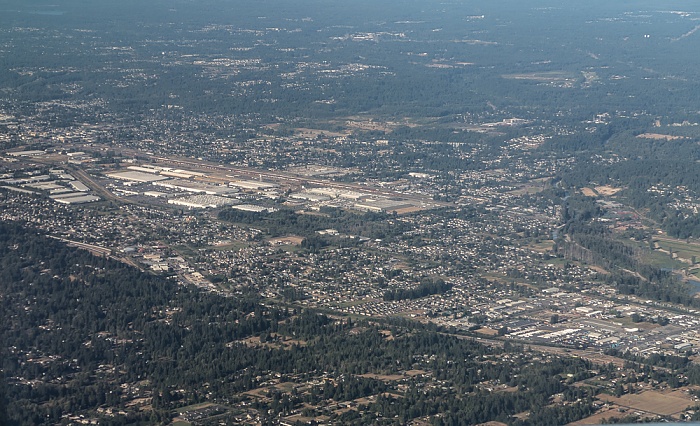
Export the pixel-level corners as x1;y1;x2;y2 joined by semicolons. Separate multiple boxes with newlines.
671;270;700;294
29;11;66;15
687;278;700;294
0;9;66;15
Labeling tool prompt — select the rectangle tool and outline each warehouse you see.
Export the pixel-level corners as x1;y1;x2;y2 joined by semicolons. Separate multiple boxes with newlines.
230;204;276;213
168;194;239;209
228;179;279;190
155;179;238;195
289;192;330;202
106;171;169;183
7;150;45;157
53;195;100;204
127;165;160;174
353;198;414;213
69;181;90;192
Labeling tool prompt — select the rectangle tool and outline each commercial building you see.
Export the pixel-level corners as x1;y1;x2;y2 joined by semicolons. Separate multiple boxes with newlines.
155;179;238;196
290;192;331;202
106;171;169;183
52;195;101;204
230;204;276;213
353;198;415;213
228;179;279;190
7;150;45;157
69;181;90;192
168;194;239;209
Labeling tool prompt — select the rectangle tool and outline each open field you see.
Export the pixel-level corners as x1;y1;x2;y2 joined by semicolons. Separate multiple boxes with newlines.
238;334;308;350
175;403;216;414
268;235;304;246
595;185;622;196
568;407;636;425
283;414;330;424
581;187;598;197
358;373;404;381
211;241;249;251
358;369;428;383
502;71;576;81
529;240;555;253
631;239;686;270
597;390;693;416
293;127;348;138
654;235;700;264
343;116;418;133
636;133;688;141
476;327;499;336
244;382;300;398
508;184;545;195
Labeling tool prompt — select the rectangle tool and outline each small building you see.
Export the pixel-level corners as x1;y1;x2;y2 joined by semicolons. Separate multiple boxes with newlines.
675;342;692;352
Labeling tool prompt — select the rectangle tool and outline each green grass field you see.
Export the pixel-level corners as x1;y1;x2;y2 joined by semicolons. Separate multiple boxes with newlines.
654;236;700;264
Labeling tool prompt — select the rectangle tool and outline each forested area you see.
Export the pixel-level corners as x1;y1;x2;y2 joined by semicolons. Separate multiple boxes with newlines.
550;123;700;237
558;195;696;306
1;221;601;425
3;0;700;127
218;207;407;240
5;0;700;423
382;277;451;301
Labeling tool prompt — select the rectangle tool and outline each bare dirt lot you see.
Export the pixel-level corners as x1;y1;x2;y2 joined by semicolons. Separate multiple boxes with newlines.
594;185;622;196
294;127;348;138
581;187;598;197
501;71;575;81
636;133;688;141
568;407;636;425
597;390;693;416
343;116;418;133
268;235;304;246
475;327;499;336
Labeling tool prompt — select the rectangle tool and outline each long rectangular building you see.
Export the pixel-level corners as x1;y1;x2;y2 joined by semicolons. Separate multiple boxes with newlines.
168;194;239;209
155;179;238;195
106;171;169;183
53;195;100;204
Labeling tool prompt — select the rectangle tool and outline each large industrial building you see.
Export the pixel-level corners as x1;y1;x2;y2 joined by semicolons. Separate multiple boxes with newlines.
106;171;169;183
230;204;277;213
353;198;416;213
168;194;239;209
228;179;279;190
51;194;101;205
155;179;238;196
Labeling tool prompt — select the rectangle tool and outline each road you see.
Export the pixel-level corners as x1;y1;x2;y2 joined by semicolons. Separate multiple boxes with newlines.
448;333;651;370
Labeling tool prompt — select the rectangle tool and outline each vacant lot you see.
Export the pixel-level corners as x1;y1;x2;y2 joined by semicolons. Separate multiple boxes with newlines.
654;235;700;264
595;185;622;196
597;390;692;416
476;327;499;336
293;127;348;138
636;133;688;141
529;240;555;253
358;373;404;382
581;187;598;197
502;71;575;81
568;407;637;425
268;235;304;246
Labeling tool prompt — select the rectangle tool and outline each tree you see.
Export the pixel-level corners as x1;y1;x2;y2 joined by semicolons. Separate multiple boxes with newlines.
615;383;624;397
